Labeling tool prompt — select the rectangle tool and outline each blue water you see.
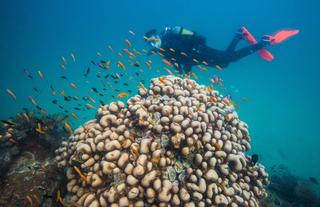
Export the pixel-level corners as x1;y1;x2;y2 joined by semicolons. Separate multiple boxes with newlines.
1;0;319;181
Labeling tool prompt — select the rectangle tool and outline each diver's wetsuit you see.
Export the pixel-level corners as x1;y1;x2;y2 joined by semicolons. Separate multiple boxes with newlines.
157;26;265;73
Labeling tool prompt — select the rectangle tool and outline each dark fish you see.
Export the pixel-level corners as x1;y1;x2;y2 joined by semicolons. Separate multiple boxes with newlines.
110;75;117;79
1;120;16;126
123;83;128;86
64;96;71;101
99;93;103;97
82;97;89;101
251;154;259;165
91;60;96;65
96;74;101;78
33;88;39;93
100;60;106;64
114;81;119;84
91;88;98;93
120;74;124;77
103;88;107;91
74;107;81;111
64;110;69;113
309;177;319;185
133;62;140;67
52;100;58;104
50;84;55;90
99;100;105;105
58;105;64;109
135;72;139;76
60;76;68;80
111;95;115;98
23;107;29;112
23;69;33;79
127;90;132;93
77;103;82;106
83;67;90;77
115;89;120;92
105;74;109;79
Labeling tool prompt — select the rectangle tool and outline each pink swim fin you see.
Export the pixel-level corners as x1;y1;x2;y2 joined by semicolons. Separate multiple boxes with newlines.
242;26;274;61
258;49;274;61
241;26;257;44
269;29;300;45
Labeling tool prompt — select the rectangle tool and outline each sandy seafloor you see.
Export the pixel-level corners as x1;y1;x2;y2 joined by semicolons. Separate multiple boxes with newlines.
0;0;319;195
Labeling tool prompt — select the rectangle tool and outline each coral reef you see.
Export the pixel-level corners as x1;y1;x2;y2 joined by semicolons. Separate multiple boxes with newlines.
0;112;69;206
56;75;269;207
261;165;320;207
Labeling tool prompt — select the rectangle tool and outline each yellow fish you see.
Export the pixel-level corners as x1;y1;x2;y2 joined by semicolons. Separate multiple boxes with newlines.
117;61;126;71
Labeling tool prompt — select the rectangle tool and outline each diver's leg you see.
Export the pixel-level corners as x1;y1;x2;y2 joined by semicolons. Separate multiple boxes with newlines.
226;28;243;52
230;41;268;62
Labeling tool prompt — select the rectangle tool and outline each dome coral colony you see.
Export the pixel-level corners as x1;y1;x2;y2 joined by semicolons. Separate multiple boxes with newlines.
55;75;269;207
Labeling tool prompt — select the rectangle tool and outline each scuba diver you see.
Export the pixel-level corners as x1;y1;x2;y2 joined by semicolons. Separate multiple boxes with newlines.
144;26;299;74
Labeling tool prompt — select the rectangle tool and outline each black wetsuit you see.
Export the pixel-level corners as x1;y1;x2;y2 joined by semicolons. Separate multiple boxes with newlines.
157;26;265;73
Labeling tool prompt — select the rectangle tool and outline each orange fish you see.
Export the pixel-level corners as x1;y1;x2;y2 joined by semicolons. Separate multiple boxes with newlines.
191;72;198;79
86;103;95;109
145;61;152;69
64;122;73;134
70;83;78;89
6;89;16;100
73;166;87;182
164;67;173;75
71;113;78;120
108;45;113;52
125;39;132;47
117;92;129;98
159;47;166;52
117;61;126;70
162;59;173;67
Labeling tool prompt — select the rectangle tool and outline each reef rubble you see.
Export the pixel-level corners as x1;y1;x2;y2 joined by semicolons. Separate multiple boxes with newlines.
56;75;269;207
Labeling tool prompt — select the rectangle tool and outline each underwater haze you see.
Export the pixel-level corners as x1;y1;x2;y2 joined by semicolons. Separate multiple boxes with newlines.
1;0;320;197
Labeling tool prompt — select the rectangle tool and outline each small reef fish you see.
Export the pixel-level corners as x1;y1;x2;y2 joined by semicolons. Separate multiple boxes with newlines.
129;30;135;35
108;45;113;52
180;51;188;57
162;59;173;67
191;72;198;79
56;190;65;206
70;83;78;89
83;67;90;77
117;92;129;98
125;39;132;47
86;103;95;109
192;58;199;63
6;89;17;100
73;166;87;182
37;70;44;80
145;61;152;69
70;52;76;63
164;67;173;75
71;113;78;120
96;51;102;57
117;61;126;71
35;123;46;134
23;69;33;79
215;65;223;70
61;56;67;65
64;122;73;134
